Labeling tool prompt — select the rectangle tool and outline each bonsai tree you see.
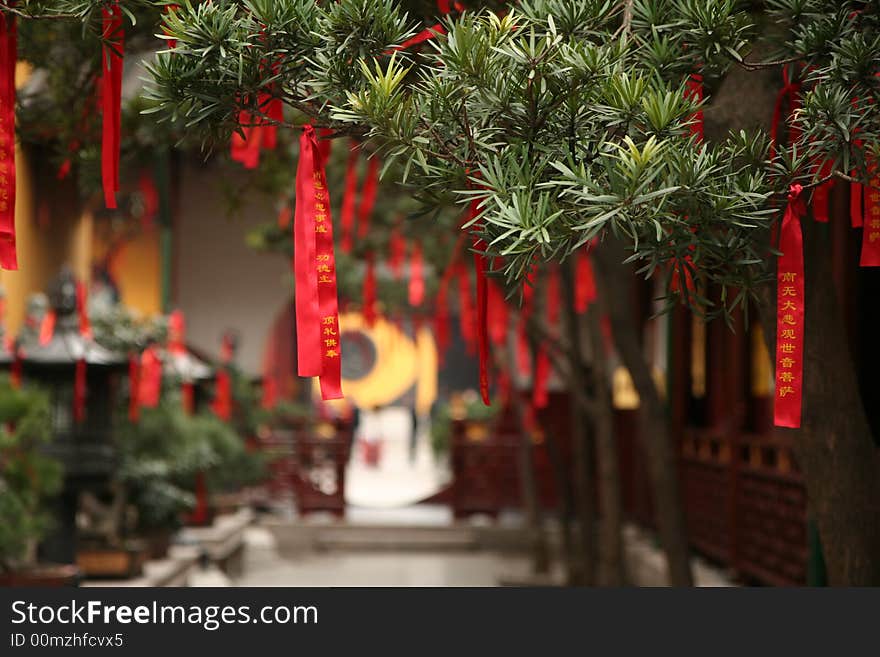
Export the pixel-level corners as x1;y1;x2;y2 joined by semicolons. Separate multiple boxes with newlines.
0;378;61;572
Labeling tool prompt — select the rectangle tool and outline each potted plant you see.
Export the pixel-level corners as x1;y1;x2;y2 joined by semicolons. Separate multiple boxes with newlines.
0;378;78;586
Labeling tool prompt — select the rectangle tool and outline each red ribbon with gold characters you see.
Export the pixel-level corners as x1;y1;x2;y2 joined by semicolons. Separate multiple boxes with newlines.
0;6;16;269
774;184;806;428
860;163;880;266
294;125;342;400
101;2;123;209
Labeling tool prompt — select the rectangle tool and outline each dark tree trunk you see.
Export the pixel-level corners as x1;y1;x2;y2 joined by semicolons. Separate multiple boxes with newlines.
757;218;880;585
586;308;625;586
592;240;694;586
514;397;551;576
542;416;579;584
560;263;625;586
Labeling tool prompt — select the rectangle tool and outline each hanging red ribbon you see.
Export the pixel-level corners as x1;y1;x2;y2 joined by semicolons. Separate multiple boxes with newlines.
516;268;535;377
860;164;880;266
770;66;801;158
38;310;55;345
230;110;263;169
76;281;91;339
357;156;380;240
474;242;490;405
211;335;234;421
339;143;360;253
774;184;806;429
409;243;425;308
167;309;187;354
0;8;17;270
487;281;508;344
101;2;123;210
163;3;179;49
574;249;597;313
294;125;342;400
389;227;406;278
138;345;163;408
811;161;833;223
457;263;476;354
363;253;377;327
685;73;704;142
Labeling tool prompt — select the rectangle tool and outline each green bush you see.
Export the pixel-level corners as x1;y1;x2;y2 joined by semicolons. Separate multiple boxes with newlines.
0;378;61;570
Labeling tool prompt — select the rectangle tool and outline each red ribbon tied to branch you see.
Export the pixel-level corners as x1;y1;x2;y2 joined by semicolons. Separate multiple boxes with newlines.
0;7;17;269
774;184;806;429
293;125;342;400
101;2;124;210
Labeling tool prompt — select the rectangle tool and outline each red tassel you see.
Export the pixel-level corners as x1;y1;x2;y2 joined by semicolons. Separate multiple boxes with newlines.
774;185;806;428
339;144;360;253
0;9;17;269
363;253;377;327
101;3;123;209
409;243;425;307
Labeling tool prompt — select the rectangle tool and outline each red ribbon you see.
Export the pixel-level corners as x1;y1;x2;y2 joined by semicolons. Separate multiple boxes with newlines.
101;3;123;209
167;309;187;355
409;243;425;307
230;110;263;169
487;281;508;344
363;253;377;327
0;8;16;269
294;125;342;400
474;239;490;405
574;249;597;313
516;271;535;377
457;263;476;354
76;281;92;339
685;73;704;142
339;143;360;253
860;163;880;266
357;156;380;240
774;184;806;428
393;24;446;51
811;161;833;223
138;345;163;408
211;335;234;420
770;66;801;158
388;227;406;279
38;310;55;345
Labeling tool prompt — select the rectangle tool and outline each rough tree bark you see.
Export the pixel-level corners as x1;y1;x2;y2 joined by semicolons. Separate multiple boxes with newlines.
592;239;694;587
757;218;880;585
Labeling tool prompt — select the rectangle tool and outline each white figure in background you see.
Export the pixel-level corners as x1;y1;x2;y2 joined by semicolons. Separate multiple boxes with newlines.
357;405;384;467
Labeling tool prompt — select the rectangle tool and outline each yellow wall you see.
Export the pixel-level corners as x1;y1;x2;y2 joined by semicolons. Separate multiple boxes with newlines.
0;63;93;334
101;227;162;317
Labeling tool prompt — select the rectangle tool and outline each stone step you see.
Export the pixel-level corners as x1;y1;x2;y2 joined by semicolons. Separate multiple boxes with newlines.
315;528;479;551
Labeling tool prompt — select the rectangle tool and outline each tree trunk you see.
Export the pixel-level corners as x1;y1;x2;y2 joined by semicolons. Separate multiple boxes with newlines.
758;218;880;585
585;307;625;586
513;396;551;576
592;240;694;586
542;416;579;584
560;263;625;585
